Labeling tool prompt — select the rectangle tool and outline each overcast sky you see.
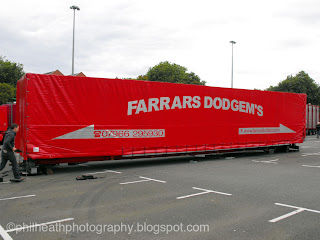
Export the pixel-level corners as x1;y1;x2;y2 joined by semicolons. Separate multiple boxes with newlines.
1;0;320;89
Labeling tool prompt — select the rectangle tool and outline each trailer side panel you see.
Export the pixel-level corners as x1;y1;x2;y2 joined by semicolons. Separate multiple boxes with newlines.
16;73;306;163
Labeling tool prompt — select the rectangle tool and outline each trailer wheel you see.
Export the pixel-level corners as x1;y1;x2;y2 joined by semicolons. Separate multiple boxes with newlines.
290;144;300;151
276;145;289;153
268;148;275;154
264;148;275;154
39;165;54;175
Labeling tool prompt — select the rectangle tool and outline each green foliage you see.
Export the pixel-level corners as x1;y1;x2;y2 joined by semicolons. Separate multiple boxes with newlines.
136;75;148;81
0;82;15;104
146;61;206;85
0;56;25;86
266;71;320;105
122;75;148;80
0;56;24;104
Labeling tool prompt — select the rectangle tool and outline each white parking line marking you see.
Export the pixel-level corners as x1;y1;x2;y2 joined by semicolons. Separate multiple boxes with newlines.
0;225;13;240
139;177;166;183
0;194;36;201
177;191;211;199
302;165;320;168
104;170;122;174
0;181;10;184
120;179;150;185
192;187;232;196
269;203;320;223
301;152;320;157
269;208;305;223
120;176;166;185
6;218;74;233
79;164;90;167
177;187;232;200
252;159;278;164
86;169;122;175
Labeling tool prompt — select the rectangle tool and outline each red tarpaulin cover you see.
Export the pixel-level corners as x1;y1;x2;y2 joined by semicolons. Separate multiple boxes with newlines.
16;73;306;163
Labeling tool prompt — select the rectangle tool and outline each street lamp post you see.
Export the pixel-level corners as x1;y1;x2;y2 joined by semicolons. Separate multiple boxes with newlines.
230;40;236;88
70;5;80;76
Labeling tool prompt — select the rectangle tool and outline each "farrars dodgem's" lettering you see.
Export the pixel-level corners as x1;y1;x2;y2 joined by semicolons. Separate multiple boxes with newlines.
127;96;263;116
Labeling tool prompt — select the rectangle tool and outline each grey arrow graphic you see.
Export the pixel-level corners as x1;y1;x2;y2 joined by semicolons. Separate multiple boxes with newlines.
54;125;96;139
239;124;296;135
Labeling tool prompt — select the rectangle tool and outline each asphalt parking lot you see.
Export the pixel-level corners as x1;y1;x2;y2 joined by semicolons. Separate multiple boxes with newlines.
1;136;320;240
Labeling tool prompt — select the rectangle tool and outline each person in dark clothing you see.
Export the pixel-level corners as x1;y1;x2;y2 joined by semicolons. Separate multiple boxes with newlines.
317;122;320;138
0;123;21;180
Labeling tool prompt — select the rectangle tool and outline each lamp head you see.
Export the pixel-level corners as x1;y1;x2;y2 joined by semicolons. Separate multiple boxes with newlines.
70;5;80;11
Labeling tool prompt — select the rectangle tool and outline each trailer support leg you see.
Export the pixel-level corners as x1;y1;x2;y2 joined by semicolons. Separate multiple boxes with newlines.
19;159;38;175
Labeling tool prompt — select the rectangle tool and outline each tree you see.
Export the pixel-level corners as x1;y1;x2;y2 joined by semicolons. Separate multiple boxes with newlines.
136;75;148;81
266;71;320;105
0;83;15;104
0;56;25;86
146;61;206;85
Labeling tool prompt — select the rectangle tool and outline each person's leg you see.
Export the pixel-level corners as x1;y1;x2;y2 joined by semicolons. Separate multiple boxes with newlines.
0;153;9;172
8;152;20;179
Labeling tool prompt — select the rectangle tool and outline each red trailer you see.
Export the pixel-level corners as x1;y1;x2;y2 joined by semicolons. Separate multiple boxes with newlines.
1;103;16;126
16;73;306;170
306;104;320;135
0;106;8;142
